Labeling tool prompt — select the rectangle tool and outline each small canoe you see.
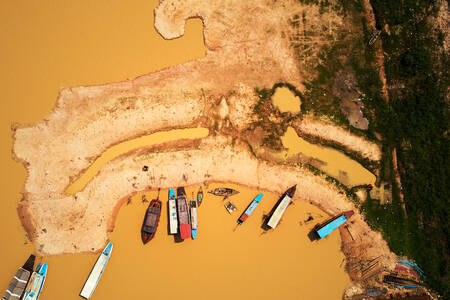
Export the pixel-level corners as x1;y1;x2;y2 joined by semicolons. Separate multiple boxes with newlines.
224;201;237;214
23;263;47;300
197;186;203;207
190;199;198;239
141;191;162;244
238;193;263;225
267;185;297;229
168;189;178;235
2;254;35;300
176;187;191;240
80;243;113;299
208;188;239;199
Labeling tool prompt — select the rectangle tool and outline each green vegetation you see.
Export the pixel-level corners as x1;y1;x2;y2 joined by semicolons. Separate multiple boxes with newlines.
294;0;449;296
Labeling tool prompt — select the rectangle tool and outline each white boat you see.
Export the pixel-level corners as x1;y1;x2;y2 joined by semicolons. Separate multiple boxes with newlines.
23;263;47;300
168;189;178;234
190;199;198;239
267;185;296;229
80;242;113;299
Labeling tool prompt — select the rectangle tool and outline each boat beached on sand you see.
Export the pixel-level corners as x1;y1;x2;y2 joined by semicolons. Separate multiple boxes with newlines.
141;190;162;244
190;195;198;239
266;185;297;229
238;193;263;225
23;263;48;300
2;254;35;300
168;189;178;235
176;187;191;240
208;187;239;199
314;211;354;239
80;242;113;299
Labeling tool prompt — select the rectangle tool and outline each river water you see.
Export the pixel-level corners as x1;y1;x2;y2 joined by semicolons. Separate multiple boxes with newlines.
0;1;350;299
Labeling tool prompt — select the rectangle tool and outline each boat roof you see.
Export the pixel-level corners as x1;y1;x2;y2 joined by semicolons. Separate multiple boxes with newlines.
317;215;347;238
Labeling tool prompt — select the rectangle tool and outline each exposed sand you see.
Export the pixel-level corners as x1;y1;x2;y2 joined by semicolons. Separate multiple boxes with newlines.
11;0;401;296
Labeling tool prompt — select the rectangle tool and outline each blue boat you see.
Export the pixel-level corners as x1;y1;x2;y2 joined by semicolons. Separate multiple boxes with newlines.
23;263;48;300
237;193;263;225
315;211;354;239
168;189;178;235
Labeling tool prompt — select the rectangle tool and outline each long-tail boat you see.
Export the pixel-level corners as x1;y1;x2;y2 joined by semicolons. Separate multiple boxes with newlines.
176;187;191;240
23;263;48;300
238;193;263;225
141;190;162;244
314;211;354;239
80;242;113;299
1;254;35;300
190;194;198;239
208;187;239;199
168;189;178;235
267;185;297;229
197;186;203;207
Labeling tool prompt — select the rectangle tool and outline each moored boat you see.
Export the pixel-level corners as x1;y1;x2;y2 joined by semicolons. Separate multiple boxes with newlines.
2;254;35;300
197;186;203;207
141;190;162;244
208;187;239;199
176;187;191;240
23;263;47;300
190;195;198;239
266;185;297;229
80;242;113;299
314;211;354;239
168;189;178;235
237;193;263;225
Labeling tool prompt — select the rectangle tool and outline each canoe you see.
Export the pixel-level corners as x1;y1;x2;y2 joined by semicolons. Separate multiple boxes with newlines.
190;199;198;239
267;185;297;229
80;243;113;299
141;192;162;244
197;186;203;207
208;188;239;199
1;255;35;300
237;193;263;225
176;187;191;240
23;263;47;300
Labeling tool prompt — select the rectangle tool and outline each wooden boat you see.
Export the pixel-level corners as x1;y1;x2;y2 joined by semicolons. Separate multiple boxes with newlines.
2;255;35;300
176;187;191;240
267;185;297;229
237;193;263;225
197;186;203;207
141;190;162;244
208;187;239;199
80;242;113;299
168;189;178;235
23;263;47;300
190;196;198;239
314;211;354;239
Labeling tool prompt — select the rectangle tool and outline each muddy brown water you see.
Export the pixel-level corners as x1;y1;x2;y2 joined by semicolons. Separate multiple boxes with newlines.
0;1;350;299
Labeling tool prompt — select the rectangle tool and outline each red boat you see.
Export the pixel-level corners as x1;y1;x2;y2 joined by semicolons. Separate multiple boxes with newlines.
141;191;162;244
176;187;191;240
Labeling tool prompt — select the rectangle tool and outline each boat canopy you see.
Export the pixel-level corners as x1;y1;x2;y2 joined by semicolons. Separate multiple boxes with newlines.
317;215;347;239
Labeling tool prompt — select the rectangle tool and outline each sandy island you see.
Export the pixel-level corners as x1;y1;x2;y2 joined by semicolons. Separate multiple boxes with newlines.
11;0;416;297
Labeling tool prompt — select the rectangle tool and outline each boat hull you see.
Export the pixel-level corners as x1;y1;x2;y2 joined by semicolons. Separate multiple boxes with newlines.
2;255;35;300
23;263;47;300
141;199;162;244
267;186;296;229
168;189;178;234
80;243;113;299
176;187;191;240
237;193;263;225
190;200;198;239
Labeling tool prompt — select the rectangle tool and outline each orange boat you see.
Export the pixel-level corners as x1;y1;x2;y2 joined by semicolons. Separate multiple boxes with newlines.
141;191;162;244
